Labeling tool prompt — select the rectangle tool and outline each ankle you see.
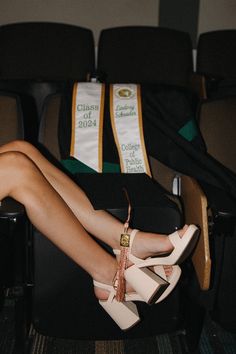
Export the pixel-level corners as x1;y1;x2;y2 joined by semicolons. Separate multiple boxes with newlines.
130;231;174;259
93;260;118;300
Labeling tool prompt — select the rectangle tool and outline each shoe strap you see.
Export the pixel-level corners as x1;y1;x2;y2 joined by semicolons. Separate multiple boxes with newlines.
93;280;116;302
93;279;113;291
113;229;139;255
129;229;139;249
114;229;144;265
116;190;138;302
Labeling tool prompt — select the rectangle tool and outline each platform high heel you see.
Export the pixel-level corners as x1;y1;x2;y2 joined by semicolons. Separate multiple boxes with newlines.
114;226;199;304
154;265;182;303
93;280;140;330
126;225;200;267
113;189;199;305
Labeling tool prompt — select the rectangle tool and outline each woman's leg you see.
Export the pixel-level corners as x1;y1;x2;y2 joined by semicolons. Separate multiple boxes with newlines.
0;150;117;289
0;140;174;257
0;141;125;245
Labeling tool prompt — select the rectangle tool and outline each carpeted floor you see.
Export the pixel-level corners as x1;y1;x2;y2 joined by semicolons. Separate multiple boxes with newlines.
28;328;189;354
1;299;236;354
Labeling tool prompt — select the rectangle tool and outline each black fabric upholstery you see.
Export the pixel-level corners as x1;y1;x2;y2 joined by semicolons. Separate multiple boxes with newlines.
0;22;95;80
197;30;236;80
0;92;24;143
198;96;236;174
0;22;95;131
196;30;236;99
97;26;193;86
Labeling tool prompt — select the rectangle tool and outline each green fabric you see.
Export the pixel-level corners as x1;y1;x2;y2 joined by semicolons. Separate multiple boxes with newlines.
61;159;120;174
178;119;198;142
103;161;121;173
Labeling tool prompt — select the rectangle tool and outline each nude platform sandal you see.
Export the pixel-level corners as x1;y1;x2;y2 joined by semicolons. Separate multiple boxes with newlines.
126;225;200;267
93;280;140;330
154;265;182;303
114;225;199;304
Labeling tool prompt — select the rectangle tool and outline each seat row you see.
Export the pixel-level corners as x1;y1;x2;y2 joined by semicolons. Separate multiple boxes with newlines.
0;22;236;353
0;23;235;101
1;82;236;353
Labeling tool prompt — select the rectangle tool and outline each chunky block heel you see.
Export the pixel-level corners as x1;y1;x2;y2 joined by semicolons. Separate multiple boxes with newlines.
125;264;169;304
154;265;182;303
114;224;199;304
93;280;140;330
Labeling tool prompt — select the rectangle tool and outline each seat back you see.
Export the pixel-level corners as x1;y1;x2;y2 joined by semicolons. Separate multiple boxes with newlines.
38;94;62;160
0;93;24;144
0;22;95;131
0;93;27;288
198;96;236;174
196;30;236;99
97;26;193;86
97;26;198;193
0;22;95;80
197;30;236;80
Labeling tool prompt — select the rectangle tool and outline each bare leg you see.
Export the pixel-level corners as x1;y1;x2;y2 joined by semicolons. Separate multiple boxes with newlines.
0;140;174;257
0;141;125;245
0;148;194;309
0;150;187;301
0;151;118;290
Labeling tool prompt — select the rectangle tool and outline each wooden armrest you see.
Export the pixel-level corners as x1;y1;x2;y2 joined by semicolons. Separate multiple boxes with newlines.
181;175;211;290
190;73;207;100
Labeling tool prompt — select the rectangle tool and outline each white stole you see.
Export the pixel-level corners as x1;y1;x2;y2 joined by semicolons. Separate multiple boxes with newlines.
70;83;105;172
110;84;151;176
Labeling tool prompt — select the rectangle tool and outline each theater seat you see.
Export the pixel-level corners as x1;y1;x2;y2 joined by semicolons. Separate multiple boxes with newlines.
28;82;211;354
196;95;236;332
196;30;236;99
0;22;95;136
0;93;30;352
97;26;193;87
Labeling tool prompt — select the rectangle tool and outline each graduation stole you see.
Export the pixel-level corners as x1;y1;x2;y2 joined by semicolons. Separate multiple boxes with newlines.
70;83;151;176
110;84;151;176
70;82;105;172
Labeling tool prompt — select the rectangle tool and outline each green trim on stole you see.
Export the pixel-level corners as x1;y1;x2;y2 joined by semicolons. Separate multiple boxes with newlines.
61;159;120;174
178;119;198;142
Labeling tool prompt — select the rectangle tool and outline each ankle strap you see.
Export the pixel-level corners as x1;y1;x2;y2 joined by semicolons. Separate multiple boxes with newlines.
114;229;139;256
129;229;139;250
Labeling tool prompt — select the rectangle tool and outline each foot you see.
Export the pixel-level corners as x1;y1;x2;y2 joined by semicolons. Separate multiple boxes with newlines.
93;260;135;301
94;226;189;301
129;225;189;260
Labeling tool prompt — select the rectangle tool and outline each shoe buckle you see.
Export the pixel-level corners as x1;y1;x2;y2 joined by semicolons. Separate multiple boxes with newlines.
120;233;130;247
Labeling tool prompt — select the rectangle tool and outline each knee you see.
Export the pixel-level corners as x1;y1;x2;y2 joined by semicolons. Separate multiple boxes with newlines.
0;150;35;175
5;139;34;154
0;151;39;199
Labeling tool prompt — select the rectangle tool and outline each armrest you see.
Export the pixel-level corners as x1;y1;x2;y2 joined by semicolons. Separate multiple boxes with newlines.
0;197;25;218
181;175;211;290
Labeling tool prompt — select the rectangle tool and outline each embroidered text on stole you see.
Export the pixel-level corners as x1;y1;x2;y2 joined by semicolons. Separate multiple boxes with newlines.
70;83;105;172
110;84;151;176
